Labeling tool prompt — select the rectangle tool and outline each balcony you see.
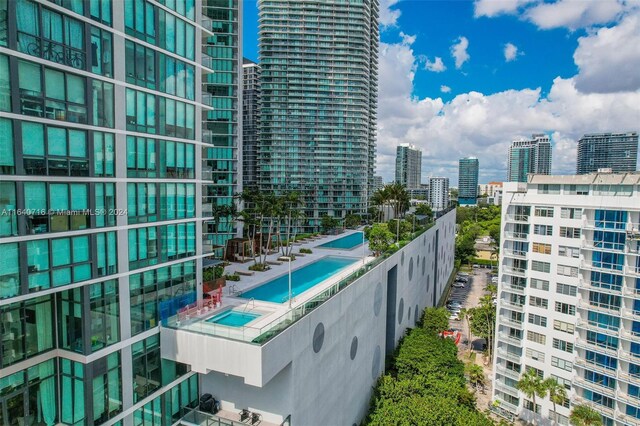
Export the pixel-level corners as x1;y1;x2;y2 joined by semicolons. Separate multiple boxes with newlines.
496;364;521;381
503;266;527;278
504;232;529;241
497;347;523;363
505;214;529;223
574;358;617;377
498;332;523;347
621;308;640;321
503;249;528;260
499;315;524;328
574;338;618;357
502;283;527;295
572;376;616;398
571;395;614;418
501;300;525;312
494;381;520;398
624;266;640;278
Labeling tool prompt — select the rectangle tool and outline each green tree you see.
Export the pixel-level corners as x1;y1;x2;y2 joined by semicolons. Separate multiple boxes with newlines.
459;308;472;354
516;369;547;425
320;215;340;233
455;234;477;264
368;223;395;255
569;405;603;426
344;213;362;228
465;363;485;390
468;295;496;360
415;203;433;221
545;378;568;426
421;307;450;335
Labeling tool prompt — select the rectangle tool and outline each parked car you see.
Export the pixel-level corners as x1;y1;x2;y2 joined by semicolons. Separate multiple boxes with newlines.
452;282;465;289
449;313;460;321
447;301;462;308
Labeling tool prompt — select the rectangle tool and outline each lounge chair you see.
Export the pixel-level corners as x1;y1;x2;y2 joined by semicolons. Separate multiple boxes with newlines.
240;409;251;422
250;412;262;424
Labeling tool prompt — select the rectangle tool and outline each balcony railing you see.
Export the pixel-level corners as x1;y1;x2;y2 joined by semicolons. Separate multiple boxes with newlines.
498;332;523;347
505;214;530;223
573;377;616;398
503;266;527;277
503;249;527;259
504;232;529;241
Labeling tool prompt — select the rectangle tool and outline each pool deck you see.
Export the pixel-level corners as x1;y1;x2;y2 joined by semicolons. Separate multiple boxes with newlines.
166;230;375;338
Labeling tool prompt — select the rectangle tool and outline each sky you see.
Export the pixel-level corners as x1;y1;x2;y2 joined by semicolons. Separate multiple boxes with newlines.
243;0;640;185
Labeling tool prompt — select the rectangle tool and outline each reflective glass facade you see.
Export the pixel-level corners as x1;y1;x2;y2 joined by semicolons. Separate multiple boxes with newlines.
0;1;240;423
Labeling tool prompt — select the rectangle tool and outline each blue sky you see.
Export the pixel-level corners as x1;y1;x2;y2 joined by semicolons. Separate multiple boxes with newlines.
243;0;640;184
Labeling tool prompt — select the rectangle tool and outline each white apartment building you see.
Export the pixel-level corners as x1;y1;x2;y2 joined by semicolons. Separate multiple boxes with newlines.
429;177;450;211
492;172;640;426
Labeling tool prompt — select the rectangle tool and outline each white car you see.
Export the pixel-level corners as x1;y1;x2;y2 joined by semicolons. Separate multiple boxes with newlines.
449;313;460;321
452;282;465;289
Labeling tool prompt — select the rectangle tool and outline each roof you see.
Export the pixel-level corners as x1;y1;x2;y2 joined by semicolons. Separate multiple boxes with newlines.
528;172;640;185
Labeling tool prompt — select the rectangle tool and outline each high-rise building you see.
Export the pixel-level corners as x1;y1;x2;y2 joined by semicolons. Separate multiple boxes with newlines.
242;58;260;191
258;0;379;229
372;175;384;193
428;177;450;211
507;134;552;182
478;181;503;197
395;143;422;188
458;157;479;205
492;172;640;426
576;132;639;175
0;1;241;423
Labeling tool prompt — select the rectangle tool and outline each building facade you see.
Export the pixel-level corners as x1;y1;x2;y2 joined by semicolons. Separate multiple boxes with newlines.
428;177;450;211
478;181;503;197
0;0;241;424
507;134;552;182
372;175;383;193
257;0;379;230
458;157;479;205
395;143;422;189
493;173;640;426
242;58;260;191
576;132;639;175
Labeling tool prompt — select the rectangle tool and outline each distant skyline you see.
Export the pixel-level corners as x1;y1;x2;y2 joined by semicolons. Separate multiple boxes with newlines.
243;0;640;185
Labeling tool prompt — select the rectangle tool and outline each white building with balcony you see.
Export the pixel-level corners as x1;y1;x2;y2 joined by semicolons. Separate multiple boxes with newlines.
492;172;640;426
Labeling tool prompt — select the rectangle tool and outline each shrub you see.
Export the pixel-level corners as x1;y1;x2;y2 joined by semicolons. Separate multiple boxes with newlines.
224;273;240;281
300;248;312;254
248;263;269;272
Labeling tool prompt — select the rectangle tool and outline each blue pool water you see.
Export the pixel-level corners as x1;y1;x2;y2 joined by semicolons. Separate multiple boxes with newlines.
318;232;365;250
241;256;358;303
207;310;260;327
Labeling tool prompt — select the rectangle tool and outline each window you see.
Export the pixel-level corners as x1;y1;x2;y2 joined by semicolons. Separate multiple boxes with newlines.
90;0;112;25
586;350;617;370
128;226;159;269
564;184;589;195
0;2;7;47
530;278;549;291
538;184;560;194
159;97;196;139
0;243;20;298
0;181;17;237
157;0;195;20
593;230;626;251
534;206;554;217
587;311;620;331
586;331;618;350
551;356;573;372
590;272;623;291
528;314;547;327
92;80;114;128
552;375;572;391
94;183;116;228
60;358;86;423
92;351;122;424
0;295;54;367
27;235;93;290
22;122;90;176
525;348;545;362
17;1;86;70
124;0;156;43
90;26;113;77
18;60;88;123
126;88;156;133
524;400;541;414
125;40;156;89
585;371;616;389
529;296;548;309
527;331;546;345
23;182;89;234
559;227;581;238
0;55;10;111
129;260;196;335
556;283;577;296
557;265;578;277
0;359;57;423
589;291;621;311
554;302;576;316
534;224;552;236
584;390;614;409
526;366;544;378
553;320;575;334
553;338;574;353
558;246;579;258
93;132;115;177
532;243;551;254
592;251;624;271
128;223;196;270
158;9;195;60
560;207;582;219
126;137;195;179
531;260;550;273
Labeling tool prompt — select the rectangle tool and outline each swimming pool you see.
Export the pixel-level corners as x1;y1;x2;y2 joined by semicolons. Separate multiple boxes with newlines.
318;232;365;250
206;310;261;327
241;256;358;303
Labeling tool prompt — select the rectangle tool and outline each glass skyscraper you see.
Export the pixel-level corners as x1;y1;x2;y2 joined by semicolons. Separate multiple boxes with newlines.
0;0;240;423
507;134;552;182
242;58;260;191
458;156;479;205
395;143;422;189
257;0;379;230
576;132;639;175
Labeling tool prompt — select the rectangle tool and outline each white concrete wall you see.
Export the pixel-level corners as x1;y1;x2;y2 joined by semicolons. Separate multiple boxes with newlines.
200;210;457;425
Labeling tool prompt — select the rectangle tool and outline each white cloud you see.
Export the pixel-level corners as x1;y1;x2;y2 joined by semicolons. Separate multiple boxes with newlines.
450;36;470;69
573;12;640;93
525;0;629;30
380;0;402;28
424;56;447;72
440;85;452;93
376;36;640;184
503;43;520;62
474;0;538;18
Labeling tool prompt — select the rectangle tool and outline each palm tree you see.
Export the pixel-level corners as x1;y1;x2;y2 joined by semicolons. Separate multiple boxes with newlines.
569;404;602;426
544;378;568;426
516;369;547;425
459;308;472;355
371;188;387;223
465;362;485;391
